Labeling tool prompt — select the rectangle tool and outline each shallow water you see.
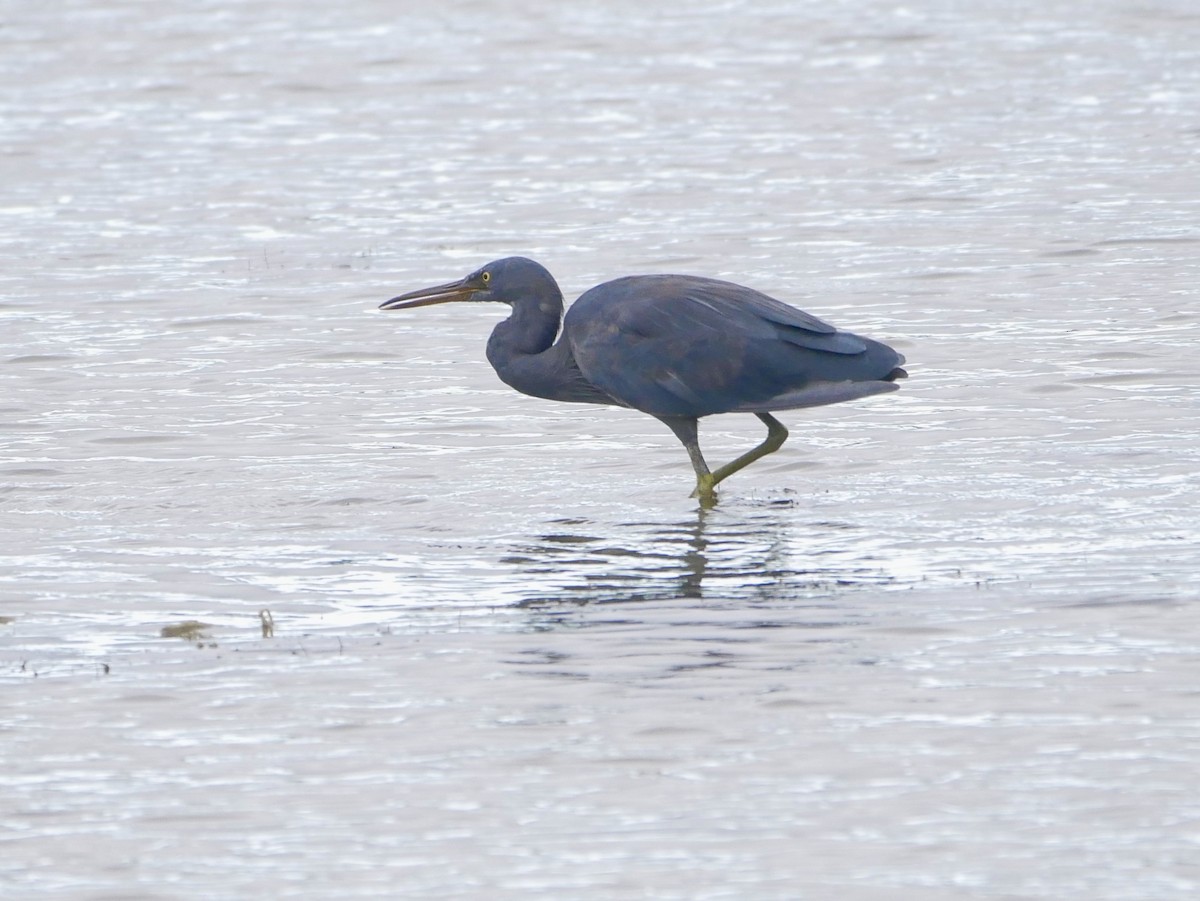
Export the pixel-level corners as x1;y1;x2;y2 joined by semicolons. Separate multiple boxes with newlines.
3;0;1200;898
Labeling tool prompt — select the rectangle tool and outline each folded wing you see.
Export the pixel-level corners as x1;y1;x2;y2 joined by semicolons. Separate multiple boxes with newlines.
567;275;903;419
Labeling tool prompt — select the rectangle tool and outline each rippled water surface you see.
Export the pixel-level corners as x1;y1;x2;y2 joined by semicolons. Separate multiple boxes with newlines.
3;1;1200;898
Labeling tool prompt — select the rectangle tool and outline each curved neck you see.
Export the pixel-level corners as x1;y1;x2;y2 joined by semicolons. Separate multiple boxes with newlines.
485;294;567;400
487;294;562;358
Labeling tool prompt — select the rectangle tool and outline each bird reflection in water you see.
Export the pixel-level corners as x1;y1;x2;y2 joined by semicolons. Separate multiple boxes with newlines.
381;258;905;505
499;502;896;610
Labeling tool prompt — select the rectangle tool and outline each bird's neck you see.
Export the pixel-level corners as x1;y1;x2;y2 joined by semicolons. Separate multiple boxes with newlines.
485;295;574;402
489;295;562;357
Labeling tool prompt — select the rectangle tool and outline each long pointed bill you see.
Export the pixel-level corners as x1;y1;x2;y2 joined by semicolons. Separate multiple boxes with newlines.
379;278;478;311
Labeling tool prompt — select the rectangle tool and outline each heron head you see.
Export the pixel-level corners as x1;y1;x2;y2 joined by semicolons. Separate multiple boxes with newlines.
380;257;558;311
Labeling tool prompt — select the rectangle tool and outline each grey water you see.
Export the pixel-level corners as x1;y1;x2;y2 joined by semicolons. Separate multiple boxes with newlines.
3;0;1199;898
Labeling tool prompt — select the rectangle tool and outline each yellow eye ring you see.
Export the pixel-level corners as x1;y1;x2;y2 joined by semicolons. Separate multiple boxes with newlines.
481;271;491;284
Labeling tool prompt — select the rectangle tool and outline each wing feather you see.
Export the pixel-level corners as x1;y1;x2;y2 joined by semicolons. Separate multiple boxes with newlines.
566;274;903;419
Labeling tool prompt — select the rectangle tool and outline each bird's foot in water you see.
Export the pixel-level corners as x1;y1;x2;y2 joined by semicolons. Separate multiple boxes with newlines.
690;473;718;507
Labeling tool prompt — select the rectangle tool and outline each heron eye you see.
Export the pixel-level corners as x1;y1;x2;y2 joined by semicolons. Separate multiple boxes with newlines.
481;271;491;284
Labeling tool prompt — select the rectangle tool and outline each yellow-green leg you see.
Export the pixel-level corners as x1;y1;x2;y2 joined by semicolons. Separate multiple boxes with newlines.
661;413;790;505
708;413;789;488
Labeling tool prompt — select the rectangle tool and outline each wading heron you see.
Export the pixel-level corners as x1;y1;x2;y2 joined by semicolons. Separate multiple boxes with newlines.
381;257;905;504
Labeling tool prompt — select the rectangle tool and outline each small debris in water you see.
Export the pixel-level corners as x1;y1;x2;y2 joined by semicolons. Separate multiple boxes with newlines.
259;609;275;638
160;621;211;641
